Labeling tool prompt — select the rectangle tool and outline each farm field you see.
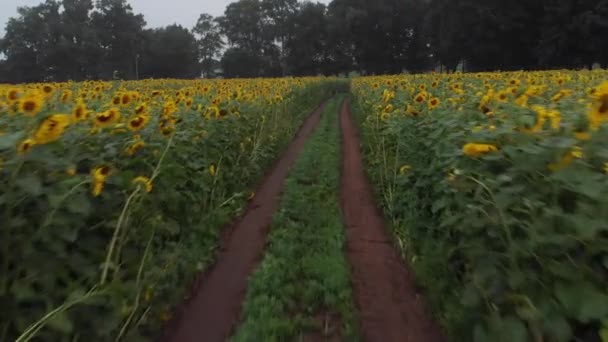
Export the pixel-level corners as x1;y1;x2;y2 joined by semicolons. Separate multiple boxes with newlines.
1;69;608;342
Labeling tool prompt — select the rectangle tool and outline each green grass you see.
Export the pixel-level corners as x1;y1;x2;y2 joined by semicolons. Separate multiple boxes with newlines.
231;96;359;342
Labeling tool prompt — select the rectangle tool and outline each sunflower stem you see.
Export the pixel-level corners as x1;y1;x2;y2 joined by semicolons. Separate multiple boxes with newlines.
100;188;140;286
115;228;155;342
40;179;89;230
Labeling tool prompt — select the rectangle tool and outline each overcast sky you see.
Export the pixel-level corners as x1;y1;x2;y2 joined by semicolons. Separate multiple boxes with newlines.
1;0;331;33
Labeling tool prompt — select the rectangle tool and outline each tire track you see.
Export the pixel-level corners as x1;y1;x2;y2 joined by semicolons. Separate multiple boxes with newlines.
164;102;327;342
339;99;444;342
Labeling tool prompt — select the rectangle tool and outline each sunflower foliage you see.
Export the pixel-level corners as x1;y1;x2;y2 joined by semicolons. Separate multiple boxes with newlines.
352;70;608;342
0;77;343;341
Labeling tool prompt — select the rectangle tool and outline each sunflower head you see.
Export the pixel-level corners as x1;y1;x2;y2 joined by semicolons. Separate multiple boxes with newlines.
121;93;132;105
95;108;121;127
133;176;153;193
428;97;440;109
128;115;149;131
135;103;148;115
125;140;145;156
17;138;36;155
42;84;55;95
19;92;44;116
72;101;89;121
34;114;71;144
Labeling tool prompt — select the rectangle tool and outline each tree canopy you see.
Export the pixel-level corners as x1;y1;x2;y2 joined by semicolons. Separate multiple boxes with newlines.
0;0;606;82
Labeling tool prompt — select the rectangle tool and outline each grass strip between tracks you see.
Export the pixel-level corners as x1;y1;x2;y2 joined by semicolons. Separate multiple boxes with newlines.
232;96;359;341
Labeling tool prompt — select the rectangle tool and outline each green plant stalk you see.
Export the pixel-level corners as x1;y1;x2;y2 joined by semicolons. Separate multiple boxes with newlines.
102;133;174;285
15;288;104;342
1;158;25;294
115;228;155;341
100;188;140;285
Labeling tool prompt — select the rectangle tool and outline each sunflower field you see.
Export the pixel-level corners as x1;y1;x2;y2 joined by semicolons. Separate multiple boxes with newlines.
352;70;608;341
0;78;342;341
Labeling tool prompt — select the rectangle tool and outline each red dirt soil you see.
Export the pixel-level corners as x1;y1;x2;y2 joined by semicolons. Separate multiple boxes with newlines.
339;100;444;342
164;102;326;342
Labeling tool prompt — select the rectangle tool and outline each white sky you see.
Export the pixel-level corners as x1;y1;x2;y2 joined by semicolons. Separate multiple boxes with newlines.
0;0;331;33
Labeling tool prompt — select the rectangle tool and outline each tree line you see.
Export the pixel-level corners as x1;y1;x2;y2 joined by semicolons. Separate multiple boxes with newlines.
1;0;607;83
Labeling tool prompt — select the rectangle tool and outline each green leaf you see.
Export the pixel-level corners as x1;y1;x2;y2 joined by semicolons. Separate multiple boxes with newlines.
543;315;572;342
0;131;25;150
66;193;91;215
555;282;608;323
47;310;73;334
500;316;528;342
15;174;43;196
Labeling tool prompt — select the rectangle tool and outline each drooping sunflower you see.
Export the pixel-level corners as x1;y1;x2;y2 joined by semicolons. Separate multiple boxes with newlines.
33;114;71;144
91;166;111;197
462;143;498;158
135;103;148;115
17;138;36;155
133;176;153;193
125;140;145;156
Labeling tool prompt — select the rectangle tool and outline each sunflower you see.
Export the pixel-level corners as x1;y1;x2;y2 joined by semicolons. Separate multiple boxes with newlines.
112;95;121;105
495;91;509;103
406;104;421;117
7;88;20;101
132;176;153;193
428;97;440;110
91;166;111;197
159;118;175;137
399;164;411;174
120;93;132;106
34;114;71;144
19;92;44;116
42;84;55;95
548;147;583;172
95;108;121;127
125;140;145;156
127;115;149;131
462;143;498;158
17;138;36;155
587;81;608;130
414;91;427;104
72;100;89;121
60;90;72;103
135;103;148;115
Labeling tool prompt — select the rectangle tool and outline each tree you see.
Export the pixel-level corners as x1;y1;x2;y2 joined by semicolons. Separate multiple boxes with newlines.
537;0;608;69
140;25;200;79
262;0;299;75
192;14;224;78
0;1;62;82
217;0;281;77
91;0;146;79
284;2;328;76
221;47;265;78
326;0;417;75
